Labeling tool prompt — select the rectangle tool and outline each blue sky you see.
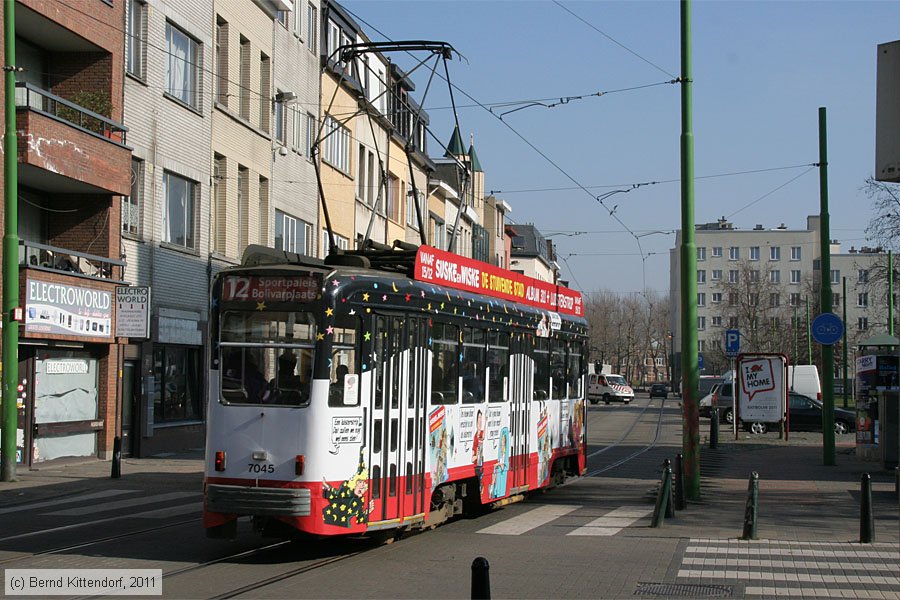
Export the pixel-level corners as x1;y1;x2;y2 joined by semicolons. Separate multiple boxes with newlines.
343;0;900;295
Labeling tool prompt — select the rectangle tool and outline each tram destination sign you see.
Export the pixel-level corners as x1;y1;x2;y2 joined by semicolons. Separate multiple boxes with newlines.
414;245;584;317
222;274;321;303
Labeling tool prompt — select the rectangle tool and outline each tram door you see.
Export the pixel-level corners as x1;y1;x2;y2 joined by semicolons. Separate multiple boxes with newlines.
369;315;427;523
508;334;531;492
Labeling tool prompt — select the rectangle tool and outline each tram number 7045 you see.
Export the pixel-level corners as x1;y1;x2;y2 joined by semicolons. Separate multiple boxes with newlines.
247;463;275;474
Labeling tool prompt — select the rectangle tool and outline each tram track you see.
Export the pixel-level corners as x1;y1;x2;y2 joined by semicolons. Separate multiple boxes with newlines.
582;395;670;477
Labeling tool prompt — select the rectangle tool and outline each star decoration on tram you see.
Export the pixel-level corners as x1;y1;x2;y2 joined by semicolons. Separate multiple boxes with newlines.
364;331;371;341
316;332;325;341
256;301;266;311
362;292;370;301
325;308;334;316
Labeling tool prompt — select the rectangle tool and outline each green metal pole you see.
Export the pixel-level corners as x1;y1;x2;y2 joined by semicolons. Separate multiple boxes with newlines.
819;106;835;466
679;0;700;501
806;296;812;363
843;276;848;409
2;0;19;482
889;251;894;337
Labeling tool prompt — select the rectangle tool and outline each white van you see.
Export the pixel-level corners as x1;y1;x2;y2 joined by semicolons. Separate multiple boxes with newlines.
787;365;821;400
587;373;635;405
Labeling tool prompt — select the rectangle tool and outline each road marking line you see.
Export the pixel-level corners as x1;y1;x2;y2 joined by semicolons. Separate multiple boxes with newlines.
477;504;580;535
0;490;138;515
567;505;653;537
46;492;197;516
678;570;900;585
685;546;899;559
745;587;898;599
689;538;896;548
681;557;898;571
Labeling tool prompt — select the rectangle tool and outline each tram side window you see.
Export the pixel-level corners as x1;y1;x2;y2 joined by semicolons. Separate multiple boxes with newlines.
568;341;583;399
431;322;459;405
534;338;550;400
328;323;358;407
487;331;509;403
462;327;486;404
551;339;566;400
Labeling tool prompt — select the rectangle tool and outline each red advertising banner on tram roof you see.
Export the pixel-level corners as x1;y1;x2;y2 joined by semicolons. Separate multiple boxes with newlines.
414;245;584;317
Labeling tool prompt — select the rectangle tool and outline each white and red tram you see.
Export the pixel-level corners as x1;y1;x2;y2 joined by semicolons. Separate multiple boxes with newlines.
203;244;588;539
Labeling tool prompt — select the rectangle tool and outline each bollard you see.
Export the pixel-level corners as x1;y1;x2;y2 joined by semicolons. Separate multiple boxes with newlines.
860;473;875;543
741;471;759;540
110;436;122;479
471;556;491;600
710;409;719;449
664;459;675;518
674;453;686;511
650;465;673;527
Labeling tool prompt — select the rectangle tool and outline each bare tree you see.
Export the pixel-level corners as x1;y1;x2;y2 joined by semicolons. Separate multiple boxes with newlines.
864;176;900;250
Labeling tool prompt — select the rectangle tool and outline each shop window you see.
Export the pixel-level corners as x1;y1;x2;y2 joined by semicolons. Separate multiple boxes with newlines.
153;345;202;422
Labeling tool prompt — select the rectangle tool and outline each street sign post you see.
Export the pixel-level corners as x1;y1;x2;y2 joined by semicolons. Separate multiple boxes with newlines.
725;329;741;358
811;312;843;346
698;353;704;371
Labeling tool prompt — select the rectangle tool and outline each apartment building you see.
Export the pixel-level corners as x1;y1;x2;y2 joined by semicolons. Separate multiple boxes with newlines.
670;215;888;377
506;224;559;282
484;195;512;268
4;0;132;466
272;0;321;257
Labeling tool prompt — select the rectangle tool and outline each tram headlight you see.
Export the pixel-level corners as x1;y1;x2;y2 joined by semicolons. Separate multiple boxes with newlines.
295;454;305;476
215;451;226;471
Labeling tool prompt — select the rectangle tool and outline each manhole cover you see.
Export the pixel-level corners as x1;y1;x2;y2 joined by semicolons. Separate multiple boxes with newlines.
635;582;733;597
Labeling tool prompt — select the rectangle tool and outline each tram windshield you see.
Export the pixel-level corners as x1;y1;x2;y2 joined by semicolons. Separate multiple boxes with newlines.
219;311;317;406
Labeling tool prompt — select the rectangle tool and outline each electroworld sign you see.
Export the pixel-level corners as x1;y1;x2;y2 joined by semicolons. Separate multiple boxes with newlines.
25;278;112;339
414;246;584;317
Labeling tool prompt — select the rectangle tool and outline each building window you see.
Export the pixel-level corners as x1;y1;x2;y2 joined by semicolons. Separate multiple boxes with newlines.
406;191;424;229
291;107;302;151
712;316;722;327
386;173;403;223
711;269;722;281
260;53;271;132
790;270;801;284
791;246;801;261
748;293;759;307
858;317;868;331
770;246;780;261
711;292;722;304
215;16;228;105
322;230;348;258
858;293;868;307
697;270;706;284
750;246;760;261
769;293;780;308
698;316;706;330
729;270;739;284
769;270;780;284
729;247;740;261
790;293;801;307
166;22;200;109
122;158;142;236
712;246;722;258
307;3;318;54
858;269;869;283
153;345;202;422
748;270;760;283
276;9;288;27
306;113;316;158
162;172;196;248
322;115;350;173
357;144;366;200
294;2;302;37
212;154;226;254
830;269;840;285
697;292;706;307
275;210;312;255
239;36;250;119
126;0;147;79
237;166;249;248
728;292;738;306
697;247;706;261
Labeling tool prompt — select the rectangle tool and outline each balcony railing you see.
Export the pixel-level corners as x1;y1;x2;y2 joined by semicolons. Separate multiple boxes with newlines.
15;82;128;146
21;240;127;284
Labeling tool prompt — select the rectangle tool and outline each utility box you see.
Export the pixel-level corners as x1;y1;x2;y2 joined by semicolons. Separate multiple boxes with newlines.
878;391;899;469
876;40;900;182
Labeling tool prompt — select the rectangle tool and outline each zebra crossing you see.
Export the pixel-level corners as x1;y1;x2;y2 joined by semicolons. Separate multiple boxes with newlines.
678;539;900;599
0;488;201;543
476;503;653;536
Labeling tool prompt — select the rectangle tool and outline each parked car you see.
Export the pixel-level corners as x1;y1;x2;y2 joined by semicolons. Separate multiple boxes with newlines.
699;382;735;424
745;393;856;435
649;383;668;399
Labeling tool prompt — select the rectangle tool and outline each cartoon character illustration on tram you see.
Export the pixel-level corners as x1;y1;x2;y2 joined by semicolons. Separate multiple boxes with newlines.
322;451;374;528
489;427;510;498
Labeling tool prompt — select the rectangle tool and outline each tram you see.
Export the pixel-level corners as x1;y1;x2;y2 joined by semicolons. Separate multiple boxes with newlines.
203;243;589;539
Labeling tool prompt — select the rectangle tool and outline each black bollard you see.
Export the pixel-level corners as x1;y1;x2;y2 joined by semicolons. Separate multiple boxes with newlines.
471;557;490;600
860;473;875;543
710;409;719;449
663;459;675;518
111;436;122;479
650;465;673;527
741;471;759;540
674;453;686;511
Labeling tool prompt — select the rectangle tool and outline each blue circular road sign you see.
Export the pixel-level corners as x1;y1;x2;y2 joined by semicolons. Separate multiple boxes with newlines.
811;312;844;345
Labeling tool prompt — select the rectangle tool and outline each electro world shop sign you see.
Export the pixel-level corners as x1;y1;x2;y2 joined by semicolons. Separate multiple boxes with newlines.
25;278;112;339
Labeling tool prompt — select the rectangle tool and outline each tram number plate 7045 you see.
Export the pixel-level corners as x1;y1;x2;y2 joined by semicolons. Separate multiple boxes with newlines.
247;463;275;473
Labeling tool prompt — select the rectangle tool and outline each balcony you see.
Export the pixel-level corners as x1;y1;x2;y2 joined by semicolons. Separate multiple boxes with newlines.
21;240;127;285
15;82;131;196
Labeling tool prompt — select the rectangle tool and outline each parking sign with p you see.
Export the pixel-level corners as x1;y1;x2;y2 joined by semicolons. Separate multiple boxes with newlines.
725;329;741;358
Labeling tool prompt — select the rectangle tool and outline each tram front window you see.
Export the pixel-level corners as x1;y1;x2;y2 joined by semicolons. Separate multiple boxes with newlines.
220;311;316;406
